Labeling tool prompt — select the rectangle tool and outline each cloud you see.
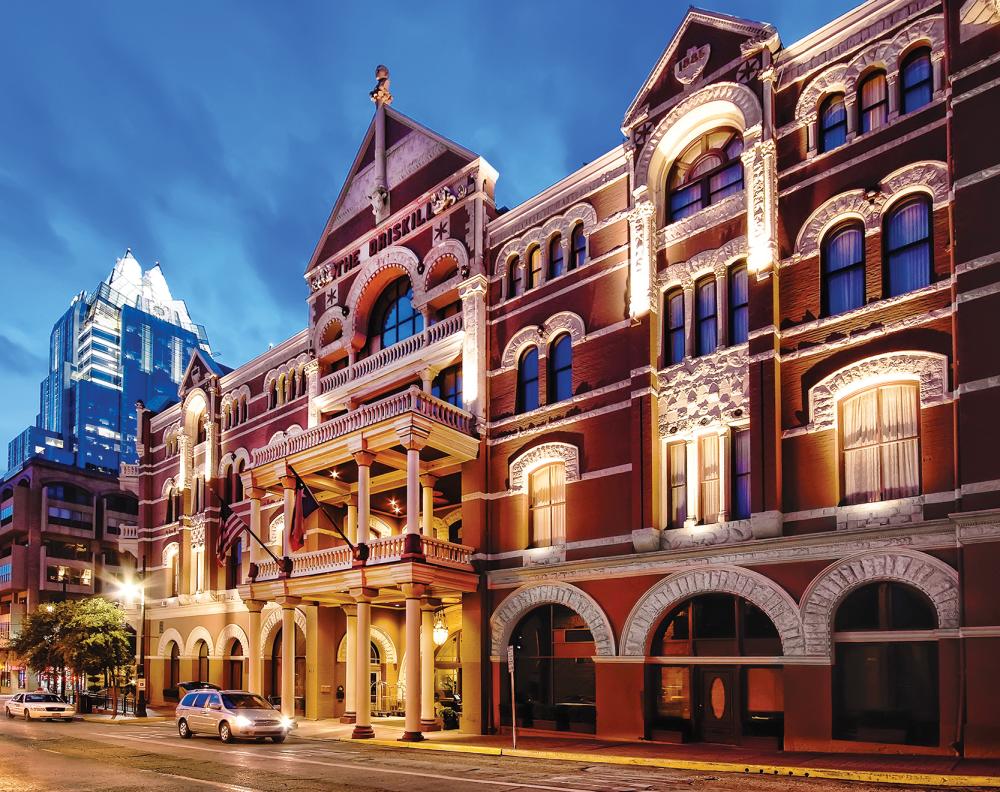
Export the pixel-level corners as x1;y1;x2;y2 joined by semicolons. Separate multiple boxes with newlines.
0;335;46;376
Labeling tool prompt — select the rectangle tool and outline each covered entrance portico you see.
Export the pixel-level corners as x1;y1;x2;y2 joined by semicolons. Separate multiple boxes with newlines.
239;385;480;741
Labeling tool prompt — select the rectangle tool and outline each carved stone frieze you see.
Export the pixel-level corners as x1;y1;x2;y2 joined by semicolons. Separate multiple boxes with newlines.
658;346;749;436
499;312;586;371
657;192;746;250
508;441;581;494
660;519;752;550
658;236;747;290
494;202;598;282
628;200;656;317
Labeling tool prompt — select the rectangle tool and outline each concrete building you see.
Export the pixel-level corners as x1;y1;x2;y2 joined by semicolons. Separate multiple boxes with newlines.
122;0;1000;758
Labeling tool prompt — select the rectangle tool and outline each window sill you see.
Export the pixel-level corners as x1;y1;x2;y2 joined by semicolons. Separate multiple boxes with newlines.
656;193;745;249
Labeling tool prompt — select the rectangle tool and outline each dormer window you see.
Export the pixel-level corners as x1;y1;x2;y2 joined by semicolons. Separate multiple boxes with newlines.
667;129;743;222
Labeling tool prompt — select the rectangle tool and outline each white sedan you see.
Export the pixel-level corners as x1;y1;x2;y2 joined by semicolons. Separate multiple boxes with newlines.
5;693;75;721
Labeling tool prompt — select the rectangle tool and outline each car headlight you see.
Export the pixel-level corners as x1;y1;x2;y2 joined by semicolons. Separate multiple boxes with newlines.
234;715;253;728
279;716;293;729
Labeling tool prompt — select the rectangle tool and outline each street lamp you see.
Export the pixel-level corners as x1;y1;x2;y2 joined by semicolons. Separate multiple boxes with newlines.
117;576;147;717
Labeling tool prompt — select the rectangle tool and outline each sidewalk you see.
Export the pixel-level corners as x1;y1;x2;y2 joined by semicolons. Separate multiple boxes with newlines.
294;719;1000;788
77;704;171;724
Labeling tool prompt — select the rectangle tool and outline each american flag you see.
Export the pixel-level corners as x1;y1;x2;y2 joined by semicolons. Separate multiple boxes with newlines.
216;501;247;565
290;469;320;552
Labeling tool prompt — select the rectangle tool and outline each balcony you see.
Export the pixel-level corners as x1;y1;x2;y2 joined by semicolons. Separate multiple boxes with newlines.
0;546;27;593
318;312;463;400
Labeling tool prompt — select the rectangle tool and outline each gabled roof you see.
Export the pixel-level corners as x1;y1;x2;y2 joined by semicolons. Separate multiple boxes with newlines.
304;106;479;275
178;347;228;397
622;7;775;130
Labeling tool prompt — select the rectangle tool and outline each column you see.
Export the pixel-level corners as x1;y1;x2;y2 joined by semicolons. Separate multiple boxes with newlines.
304;603;320;720
717;431;729;524
346;498;358;545
420;604;437;729
179;521;194;595
246;600;264;695
279;598;300;719
716;272;728;349
459;274;488;418
280;474;296;557
400;583;425;741
341;605;357;723
420;474;436;537
353;448;375;545
397;426;429;556
246;483;263;568
305;360;321;429
887;75;899;120
683;285;695;358
352;588;376;739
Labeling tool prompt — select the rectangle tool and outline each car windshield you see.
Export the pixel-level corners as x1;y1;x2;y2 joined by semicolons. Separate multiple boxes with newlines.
221;694;271;710
25;694;62;703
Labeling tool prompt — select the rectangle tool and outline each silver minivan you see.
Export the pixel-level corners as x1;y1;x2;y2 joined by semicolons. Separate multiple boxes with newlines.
175;690;292;743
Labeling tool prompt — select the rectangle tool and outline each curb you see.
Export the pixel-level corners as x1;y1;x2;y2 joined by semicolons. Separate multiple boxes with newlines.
78;715;172;725
309;735;1000;788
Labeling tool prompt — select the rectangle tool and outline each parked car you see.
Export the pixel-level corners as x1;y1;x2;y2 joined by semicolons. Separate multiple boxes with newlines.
175;690;292;744
5;693;75;721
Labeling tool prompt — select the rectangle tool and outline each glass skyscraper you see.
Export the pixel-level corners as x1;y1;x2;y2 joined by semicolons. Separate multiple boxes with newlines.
7;250;211;475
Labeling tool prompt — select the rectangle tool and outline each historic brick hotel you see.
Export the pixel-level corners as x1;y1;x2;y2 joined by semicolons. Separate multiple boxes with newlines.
107;0;999;757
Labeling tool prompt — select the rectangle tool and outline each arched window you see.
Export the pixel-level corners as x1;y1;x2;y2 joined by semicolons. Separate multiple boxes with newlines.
858;71;888;134
233;460;245;503
268;380;277;410
695;276;717;356
276;375;286;407
548;235;564;279
167;642;180;690
841;382;920;505
547;334;572;403
728;262;748;345
374;277;423;350
819;93;848;153
222;466;232;504
570;223;586;270
667;129;744;222
431;364;463;407
196;640;209;682
663;289;685;365
165;547;179;598
226;639;244;690
240;396;248;424
901;48;933;114
196;418;207;445
165;486;176;524
529;462;566;547
884;195;931;297
503;604;595;733
526;246;542;290
516;347;539;414
833;581;938;745
822;221;866;316
508;256;523;298
665;441;687;529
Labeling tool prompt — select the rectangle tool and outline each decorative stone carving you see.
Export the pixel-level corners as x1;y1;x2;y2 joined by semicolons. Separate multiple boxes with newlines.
217;447;251;478
156;628;185;658
960;0;1000;41
191;521;205;548
799;549;960;657
212;623;250;658
430;186;456;214
183;626;216;657
629;200;657;318
499;312;586;371
341;245;424;348
260;605;308;649
743;139;778;275
658;346;749;436
658;192;746;248
495;202;598;283
658;236;747;290
619;565;806;656
369;64;392;105
161;541;179;567
508;442;581;494
268;514;285;545
806;351;949;432
422;238;470;294
794;64;850;125
674;45;710;85
661;519;752;550
490;582;616;658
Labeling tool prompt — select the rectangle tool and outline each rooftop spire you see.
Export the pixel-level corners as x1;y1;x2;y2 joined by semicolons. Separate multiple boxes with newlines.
369;65;391;222
370;64;392;106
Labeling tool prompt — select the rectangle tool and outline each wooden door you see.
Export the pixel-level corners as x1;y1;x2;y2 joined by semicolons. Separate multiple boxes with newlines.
697;667;739;744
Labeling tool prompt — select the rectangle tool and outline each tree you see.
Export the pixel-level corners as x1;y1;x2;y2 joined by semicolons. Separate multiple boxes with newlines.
11;604;67;692
60;598;133;716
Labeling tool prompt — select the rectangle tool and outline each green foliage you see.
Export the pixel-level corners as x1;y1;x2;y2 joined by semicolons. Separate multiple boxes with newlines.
11;603;67;676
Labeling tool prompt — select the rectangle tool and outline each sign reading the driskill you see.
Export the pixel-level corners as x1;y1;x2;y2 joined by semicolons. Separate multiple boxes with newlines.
367;202;434;257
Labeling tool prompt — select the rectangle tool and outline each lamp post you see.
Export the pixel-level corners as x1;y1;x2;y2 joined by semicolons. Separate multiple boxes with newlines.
118;572;147;718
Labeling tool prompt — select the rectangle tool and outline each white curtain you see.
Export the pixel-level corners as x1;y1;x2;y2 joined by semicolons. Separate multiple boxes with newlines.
530;463;566;547
668;443;687;528
843;388;880;504
699;436;720;523
880;384;920;499
843;384;919;504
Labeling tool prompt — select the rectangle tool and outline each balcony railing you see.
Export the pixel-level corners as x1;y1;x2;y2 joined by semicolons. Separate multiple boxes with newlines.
254;533;473;580
120;463;141;478
252;386;476;467
320;313;463;394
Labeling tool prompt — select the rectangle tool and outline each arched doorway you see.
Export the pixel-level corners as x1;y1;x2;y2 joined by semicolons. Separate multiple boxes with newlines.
500;604;596;734
646;593;784;745
832;581;938;746
268;626;306;715
166;642;181;691
194;640;210;683
225;639;244;690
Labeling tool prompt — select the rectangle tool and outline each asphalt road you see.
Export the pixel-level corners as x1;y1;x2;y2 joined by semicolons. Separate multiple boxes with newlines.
0;716;970;792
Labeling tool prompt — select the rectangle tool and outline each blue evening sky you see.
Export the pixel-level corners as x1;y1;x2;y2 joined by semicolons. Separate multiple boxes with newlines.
0;1;855;447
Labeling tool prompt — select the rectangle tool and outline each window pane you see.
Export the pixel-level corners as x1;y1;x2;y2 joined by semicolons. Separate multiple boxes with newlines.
886;198;931;296
901;51;932;113
571;225;586;269
670;183;702;220
859;72;888;133
699;436;720;523
517;348;539;413
695;279;717;356
820;94;847;151
549;236;564;278
549;335;572;403
728;265;748;344
731;429;751;519
667;442;687;529
665;291;685;364
823;224;865;315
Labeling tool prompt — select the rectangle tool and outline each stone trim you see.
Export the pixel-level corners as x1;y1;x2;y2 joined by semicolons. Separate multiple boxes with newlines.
508;442;581;494
335;624;398;664
260;605;308;649
619;565;806;657
799;549;960;657
490;582;616;658
495;203;598;292
183;626;216;657
659;239;748;292
498;312;586;372
213;623;250;658
218;447;251;478
156;627;185;658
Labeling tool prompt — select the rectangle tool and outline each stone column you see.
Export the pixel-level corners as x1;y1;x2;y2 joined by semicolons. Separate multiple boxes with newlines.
304;603;320;720
683;285;695;359
420;604;437;729
246;600;264;695
627;200;656;319
179;520;194;596
353;449;375;545
352;588;376;739
887;75;899;121
280;474;296;557
346;497;358;545
305;360;321;429
400;583;425;741
420;474;436;537
279;598;300;718
341;604;357;723
397;426;429;556
459;274;488;418
245;482;263;566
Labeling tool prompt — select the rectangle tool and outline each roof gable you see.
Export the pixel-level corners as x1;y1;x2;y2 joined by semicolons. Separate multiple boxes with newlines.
178;347;226;397
623;8;775;130
305;107;479;274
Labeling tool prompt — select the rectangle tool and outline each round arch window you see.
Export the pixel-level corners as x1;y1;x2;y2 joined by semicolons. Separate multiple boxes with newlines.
666;129;744;222
370;277;423;352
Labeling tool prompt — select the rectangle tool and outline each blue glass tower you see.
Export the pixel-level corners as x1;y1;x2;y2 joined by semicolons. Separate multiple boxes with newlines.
7;250;211;475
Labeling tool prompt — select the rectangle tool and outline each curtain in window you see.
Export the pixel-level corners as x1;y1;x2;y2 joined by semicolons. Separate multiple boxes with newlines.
732;429;751;519
859;72;888;133
530;463;566;547
885;198;931;296
843;388;881;504
729;264;748;344
699;436;720;523
823;223;865;315
667;442;687;529
517;348;539;413
901;50;933;114
820;94;847;152
665;290;685;364
548;236;564;279
879;384;920;500
695;278;717;356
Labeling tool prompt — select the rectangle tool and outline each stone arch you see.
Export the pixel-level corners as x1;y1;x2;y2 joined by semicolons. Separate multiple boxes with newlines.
508;442;581;494
335;625;398;664
343;245;423;350
884;15;945;69
500;326;542;371
795;63;851;124
423;239;469;291
213;623;250;658
634;81;762;194
181;388;209;439
795;190;876;259
260;606;308;652
880;161;949;209
162;541;179;567
659;236;748;290
494;202;598;282
806;350;949;432
541;312;586;347
184;626;216;657
620;566;806;656
800;549;960;658
490;582;615;658
156;628;185;658
161;477;176;498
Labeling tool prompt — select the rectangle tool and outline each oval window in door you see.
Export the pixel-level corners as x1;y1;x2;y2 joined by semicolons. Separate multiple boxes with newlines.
710;676;726;719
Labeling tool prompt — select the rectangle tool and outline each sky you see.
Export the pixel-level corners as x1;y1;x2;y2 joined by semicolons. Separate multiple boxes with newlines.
0;0;857;449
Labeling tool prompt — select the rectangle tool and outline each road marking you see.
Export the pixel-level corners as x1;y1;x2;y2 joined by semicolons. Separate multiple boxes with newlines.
139;769;259;792
96;732;595;792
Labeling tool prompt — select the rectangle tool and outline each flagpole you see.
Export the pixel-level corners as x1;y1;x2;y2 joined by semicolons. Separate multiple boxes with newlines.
288;465;364;560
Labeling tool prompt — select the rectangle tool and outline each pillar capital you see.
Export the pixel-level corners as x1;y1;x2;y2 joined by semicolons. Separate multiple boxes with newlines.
244;598;266;614
341;603;358;617
395;423;430;451
246;487;265;501
350;587;378;603
351;449;376;468
418;473;437;489
400;583;427;600
279;474;297;491
420;597;443;612
276;595;302;608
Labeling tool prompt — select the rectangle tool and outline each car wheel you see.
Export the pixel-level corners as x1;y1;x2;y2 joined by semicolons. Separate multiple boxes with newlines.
178;719;193;739
271;734;286;744
255;737;266;743
219;722;233;744
23;710;30;721
4;708;11;719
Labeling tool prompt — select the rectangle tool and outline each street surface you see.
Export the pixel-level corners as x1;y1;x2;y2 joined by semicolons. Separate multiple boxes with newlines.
0;715;978;791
